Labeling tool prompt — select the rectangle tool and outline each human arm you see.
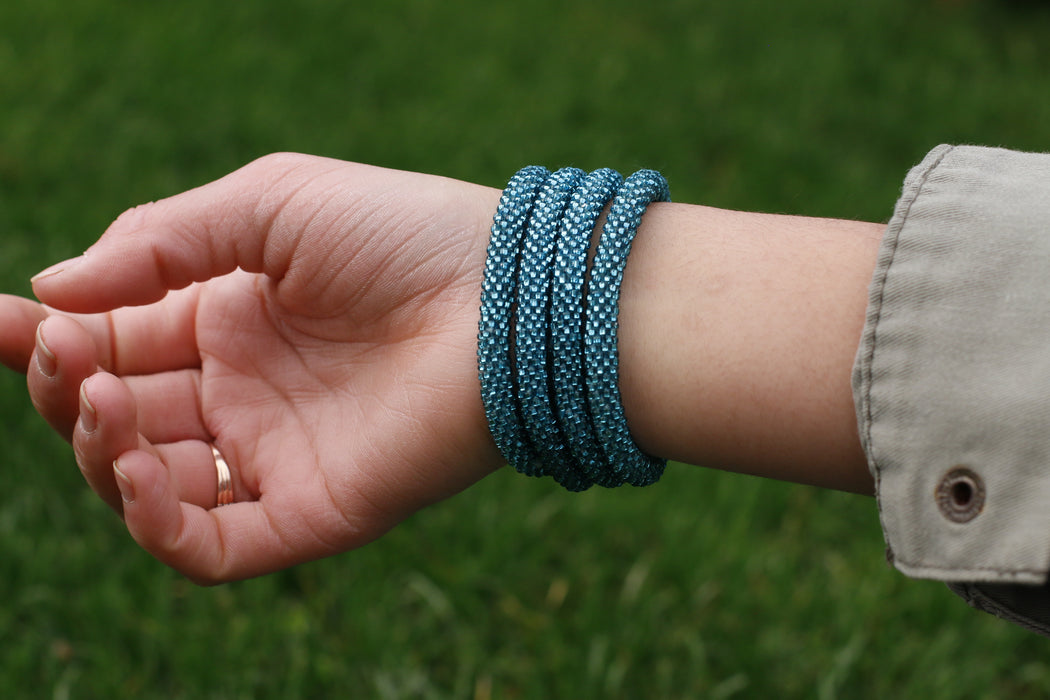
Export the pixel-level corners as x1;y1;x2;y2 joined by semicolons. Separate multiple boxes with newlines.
0;153;880;584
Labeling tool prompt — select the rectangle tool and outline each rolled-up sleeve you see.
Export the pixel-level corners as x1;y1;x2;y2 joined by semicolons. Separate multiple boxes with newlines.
853;144;1050;635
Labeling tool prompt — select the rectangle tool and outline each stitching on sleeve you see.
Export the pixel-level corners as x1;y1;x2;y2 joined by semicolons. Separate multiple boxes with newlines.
862;145;954;536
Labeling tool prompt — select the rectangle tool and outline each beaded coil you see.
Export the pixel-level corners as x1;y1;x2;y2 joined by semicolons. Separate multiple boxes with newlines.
478;166;670;490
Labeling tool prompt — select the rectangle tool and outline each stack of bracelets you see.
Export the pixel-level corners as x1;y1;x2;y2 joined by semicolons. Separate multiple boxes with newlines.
478;166;670;491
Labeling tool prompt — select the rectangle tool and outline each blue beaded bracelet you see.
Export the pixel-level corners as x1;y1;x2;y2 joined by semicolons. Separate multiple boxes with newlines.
515;167;588;490
550;168;624;488
583;169;670;486
478;166;549;476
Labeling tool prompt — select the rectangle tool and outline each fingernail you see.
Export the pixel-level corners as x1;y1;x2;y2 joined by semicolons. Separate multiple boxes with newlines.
30;254;87;284
35;324;57;378
29;252;89;283
113;459;135;504
79;383;97;433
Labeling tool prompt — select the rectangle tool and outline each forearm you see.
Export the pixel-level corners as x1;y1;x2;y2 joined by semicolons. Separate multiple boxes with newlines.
617;202;882;495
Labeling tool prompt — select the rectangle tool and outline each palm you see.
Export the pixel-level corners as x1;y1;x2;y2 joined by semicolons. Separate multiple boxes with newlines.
193;261;486;544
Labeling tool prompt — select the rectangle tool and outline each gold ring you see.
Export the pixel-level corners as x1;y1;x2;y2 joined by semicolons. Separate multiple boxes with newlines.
212;445;234;507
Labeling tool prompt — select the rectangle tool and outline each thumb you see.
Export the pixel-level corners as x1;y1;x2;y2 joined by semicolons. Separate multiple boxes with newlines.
31;153;320;313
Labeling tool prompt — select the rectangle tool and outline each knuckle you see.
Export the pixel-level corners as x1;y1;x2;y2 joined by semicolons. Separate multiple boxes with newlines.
109;201;159;235
244;151;309;176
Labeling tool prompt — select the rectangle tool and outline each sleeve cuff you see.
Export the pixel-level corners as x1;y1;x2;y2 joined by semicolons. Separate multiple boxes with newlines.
854;144;1050;586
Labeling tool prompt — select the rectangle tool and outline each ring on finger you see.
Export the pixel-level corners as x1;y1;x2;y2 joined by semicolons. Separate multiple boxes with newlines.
212;444;234;507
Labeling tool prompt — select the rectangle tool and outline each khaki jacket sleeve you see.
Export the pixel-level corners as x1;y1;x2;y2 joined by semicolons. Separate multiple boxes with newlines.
853;144;1050;636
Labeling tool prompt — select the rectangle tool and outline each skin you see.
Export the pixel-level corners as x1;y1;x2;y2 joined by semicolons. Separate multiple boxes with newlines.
0;153;881;584
619;204;881;494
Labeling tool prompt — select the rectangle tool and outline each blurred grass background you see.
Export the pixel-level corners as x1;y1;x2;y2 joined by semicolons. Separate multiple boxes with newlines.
2;0;1050;697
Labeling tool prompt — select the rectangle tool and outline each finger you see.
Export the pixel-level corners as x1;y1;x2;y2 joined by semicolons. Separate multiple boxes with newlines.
0;294;49;372
30;152;345;313
28;315;99;440
72;373;138;514
122;369;209;444
71;286;203;376
74;372;242;513
113;449;330;584
0;288;201;379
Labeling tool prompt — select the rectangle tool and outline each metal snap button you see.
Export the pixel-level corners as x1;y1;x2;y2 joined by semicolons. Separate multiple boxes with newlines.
936;467;985;523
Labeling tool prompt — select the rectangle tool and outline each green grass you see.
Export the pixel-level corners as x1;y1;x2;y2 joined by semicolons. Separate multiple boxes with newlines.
3;0;1050;697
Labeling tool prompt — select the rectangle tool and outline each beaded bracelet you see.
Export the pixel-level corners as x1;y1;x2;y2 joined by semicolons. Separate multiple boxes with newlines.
551;168;624;488
515;167;588;490
478;166;549;477
478;165;670;490
583;169;669;487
